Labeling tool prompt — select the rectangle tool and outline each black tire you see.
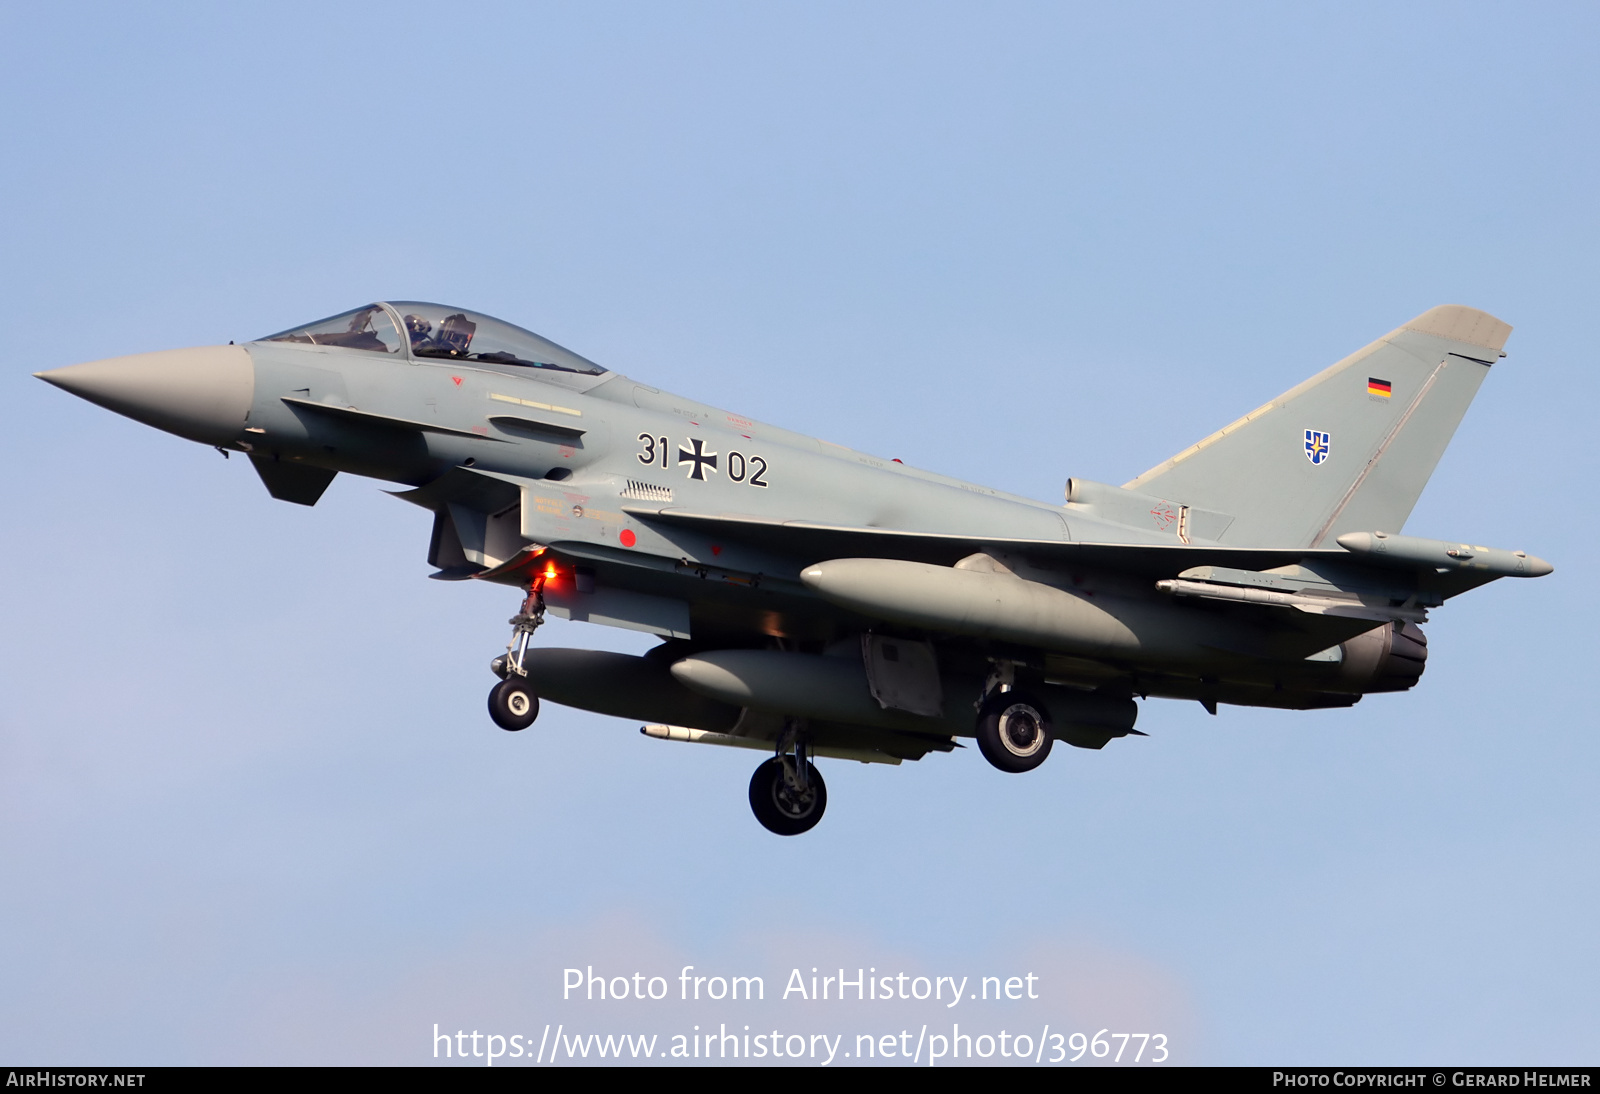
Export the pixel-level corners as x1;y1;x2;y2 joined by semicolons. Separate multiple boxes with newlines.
748;757;827;836
488;675;539;731
975;691;1053;773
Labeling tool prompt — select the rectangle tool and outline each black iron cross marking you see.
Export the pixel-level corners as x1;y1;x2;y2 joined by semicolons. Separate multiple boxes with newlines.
677;437;719;480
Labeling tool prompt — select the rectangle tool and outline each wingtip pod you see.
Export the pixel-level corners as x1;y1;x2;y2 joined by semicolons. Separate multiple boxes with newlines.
1336;531;1552;577
1399;305;1513;356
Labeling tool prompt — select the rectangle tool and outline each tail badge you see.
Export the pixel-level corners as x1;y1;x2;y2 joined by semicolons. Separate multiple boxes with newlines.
1305;429;1331;465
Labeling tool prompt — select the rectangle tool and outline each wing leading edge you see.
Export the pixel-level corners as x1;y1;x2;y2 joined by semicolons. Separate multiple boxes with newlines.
620;505;1547;597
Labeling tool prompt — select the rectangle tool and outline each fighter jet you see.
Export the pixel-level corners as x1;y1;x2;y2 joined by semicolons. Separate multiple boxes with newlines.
36;302;1551;834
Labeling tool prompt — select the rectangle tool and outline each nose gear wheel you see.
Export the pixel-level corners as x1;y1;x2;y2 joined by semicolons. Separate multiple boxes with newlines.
488;675;539;730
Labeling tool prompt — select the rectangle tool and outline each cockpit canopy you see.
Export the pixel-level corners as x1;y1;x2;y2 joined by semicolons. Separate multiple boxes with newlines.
259;302;608;376
261;304;403;353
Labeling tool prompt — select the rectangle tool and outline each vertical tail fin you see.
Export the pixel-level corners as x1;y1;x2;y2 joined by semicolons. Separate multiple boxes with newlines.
1124;306;1511;547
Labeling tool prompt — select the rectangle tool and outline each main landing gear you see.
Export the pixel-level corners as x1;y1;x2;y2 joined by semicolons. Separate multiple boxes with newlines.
974;661;1054;773
749;721;827;836
487;579;546;732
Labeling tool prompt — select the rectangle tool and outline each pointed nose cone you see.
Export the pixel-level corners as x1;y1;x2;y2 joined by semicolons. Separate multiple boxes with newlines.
36;345;255;445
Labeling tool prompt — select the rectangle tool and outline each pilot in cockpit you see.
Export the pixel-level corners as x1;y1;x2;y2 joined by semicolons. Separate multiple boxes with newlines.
402;313;431;345
404;311;478;359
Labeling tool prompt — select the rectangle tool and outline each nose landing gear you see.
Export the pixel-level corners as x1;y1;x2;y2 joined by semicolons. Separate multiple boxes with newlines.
749;721;827;835
487;579;546;732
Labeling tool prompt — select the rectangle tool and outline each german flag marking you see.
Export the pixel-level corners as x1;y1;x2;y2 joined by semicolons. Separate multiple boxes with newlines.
1368;377;1392;398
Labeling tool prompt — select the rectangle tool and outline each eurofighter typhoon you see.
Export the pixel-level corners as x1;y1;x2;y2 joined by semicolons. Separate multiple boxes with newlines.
37;303;1550;834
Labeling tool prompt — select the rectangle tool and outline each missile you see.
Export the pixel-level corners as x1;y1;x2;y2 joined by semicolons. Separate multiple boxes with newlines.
640;724;905;765
518;648;740;731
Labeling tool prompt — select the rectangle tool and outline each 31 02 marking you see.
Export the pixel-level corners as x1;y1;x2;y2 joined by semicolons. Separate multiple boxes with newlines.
639;433;768;486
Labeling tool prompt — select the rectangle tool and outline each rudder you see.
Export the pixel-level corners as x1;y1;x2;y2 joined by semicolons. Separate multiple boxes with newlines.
1124;305;1511;547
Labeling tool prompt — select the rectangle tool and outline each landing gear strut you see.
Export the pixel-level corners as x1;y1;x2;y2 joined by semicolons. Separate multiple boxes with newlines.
487;578;546;732
749;721;827;835
975;661;1054;773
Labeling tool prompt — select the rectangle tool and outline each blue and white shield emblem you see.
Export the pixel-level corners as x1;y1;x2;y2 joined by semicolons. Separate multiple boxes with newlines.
1305;429;1330;465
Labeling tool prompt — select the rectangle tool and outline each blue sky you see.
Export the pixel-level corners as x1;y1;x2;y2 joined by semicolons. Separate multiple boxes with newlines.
1;1;1595;1065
